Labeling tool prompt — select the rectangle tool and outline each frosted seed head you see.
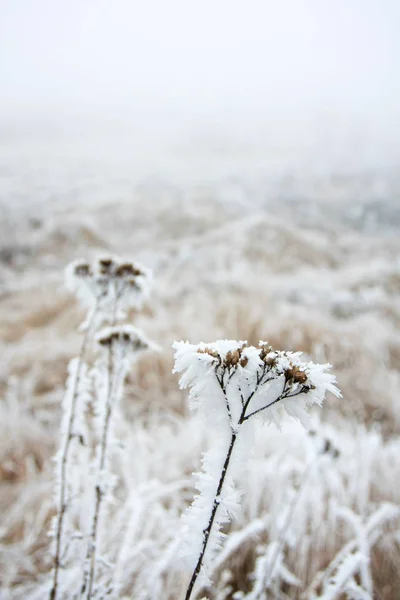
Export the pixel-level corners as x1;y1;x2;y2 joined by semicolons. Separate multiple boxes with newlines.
74;262;92;278
197;347;221;363
96;325;152;355
285;365;308;385
225;343;247;369
225;349;239;367
239;355;249;368
114;263;144;278
65;256;152;312
97;257;115;276
174;338;340;429
259;343;273;360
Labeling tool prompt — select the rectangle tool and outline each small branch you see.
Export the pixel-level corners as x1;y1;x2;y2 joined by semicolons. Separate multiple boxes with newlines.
216;372;234;429
242;395;284;422
241;378;307;423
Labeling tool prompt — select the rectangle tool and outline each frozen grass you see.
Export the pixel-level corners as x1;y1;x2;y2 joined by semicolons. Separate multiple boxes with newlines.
0;157;400;599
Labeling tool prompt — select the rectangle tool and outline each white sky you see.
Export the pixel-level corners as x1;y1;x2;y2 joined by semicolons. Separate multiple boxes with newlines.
1;0;399;152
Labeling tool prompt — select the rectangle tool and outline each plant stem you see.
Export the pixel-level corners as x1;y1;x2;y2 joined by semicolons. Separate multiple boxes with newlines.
184;431;238;600
82;299;119;599
49;306;98;600
184;371;289;599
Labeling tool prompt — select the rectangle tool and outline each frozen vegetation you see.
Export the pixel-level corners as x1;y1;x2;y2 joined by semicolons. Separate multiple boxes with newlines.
0;139;400;599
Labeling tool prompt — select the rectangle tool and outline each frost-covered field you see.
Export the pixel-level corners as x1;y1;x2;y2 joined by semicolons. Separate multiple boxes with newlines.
1;138;400;599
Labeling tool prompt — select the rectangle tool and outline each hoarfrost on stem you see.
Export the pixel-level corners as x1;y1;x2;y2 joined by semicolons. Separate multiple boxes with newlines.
173;339;340;600
81;325;154;600
49;256;153;600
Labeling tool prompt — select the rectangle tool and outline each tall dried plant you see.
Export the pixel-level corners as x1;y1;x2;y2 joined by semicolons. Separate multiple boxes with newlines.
173;340;341;600
49;257;152;600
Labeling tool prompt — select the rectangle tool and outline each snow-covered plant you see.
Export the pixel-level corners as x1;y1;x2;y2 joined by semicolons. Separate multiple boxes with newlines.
49;257;152;600
244;433;340;600
173;340;341;600
65;258;151;321
81;325;154;600
305;502;400;600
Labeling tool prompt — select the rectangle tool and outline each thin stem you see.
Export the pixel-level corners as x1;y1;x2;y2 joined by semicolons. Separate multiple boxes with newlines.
242;379;311;422
243;394;284;422
49;304;98;600
82;297;119;599
184;432;238;600
184;377;255;600
216;372;234;428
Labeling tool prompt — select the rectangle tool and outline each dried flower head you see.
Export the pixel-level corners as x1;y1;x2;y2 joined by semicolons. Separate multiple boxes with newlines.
115;263;144;278
198;347;221;362
173;339;341;429
285;365;308;385
65;257;151;313
74;262;92;278
97;325;152;355
98;258;115;275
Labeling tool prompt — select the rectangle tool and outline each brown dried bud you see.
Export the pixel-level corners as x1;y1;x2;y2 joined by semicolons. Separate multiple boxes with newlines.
239;355;249;368
264;356;277;368
225;350;240;367
98;328;149;352
98;258;115;275
285;365;308;384
198;347;220;360
74;263;92;277
98;331;118;346
259;343;275;365
115;263;144;278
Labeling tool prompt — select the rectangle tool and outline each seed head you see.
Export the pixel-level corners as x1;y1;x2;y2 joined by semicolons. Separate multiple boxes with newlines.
239;355;249;368
285;365;308;385
198;347;220;361
225;349;240;367
115;263;144;278
74;262;92;278
97;325;151;354
98;258;115;275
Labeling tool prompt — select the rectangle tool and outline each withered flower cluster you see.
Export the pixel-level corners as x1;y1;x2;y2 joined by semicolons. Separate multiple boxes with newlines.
67;256;150;312
198;343;249;369
196;341;314;396
97;325;151;355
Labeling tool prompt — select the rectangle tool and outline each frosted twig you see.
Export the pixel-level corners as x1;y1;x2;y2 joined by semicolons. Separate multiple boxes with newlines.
49;302;99;600
49;257;152;600
81;296;119;600
81;325;152;599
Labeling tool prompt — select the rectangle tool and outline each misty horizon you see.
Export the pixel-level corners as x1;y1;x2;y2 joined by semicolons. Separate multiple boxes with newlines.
1;0;400;171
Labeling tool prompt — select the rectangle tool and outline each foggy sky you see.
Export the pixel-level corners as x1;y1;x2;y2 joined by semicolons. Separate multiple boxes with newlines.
1;0;399;154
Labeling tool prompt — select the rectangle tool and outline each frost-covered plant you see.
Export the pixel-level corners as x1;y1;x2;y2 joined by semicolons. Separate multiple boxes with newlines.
304;502;400;600
81;325;153;600
49;257;151;600
173;340;341;600
244;433;340;600
65;258;151;322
